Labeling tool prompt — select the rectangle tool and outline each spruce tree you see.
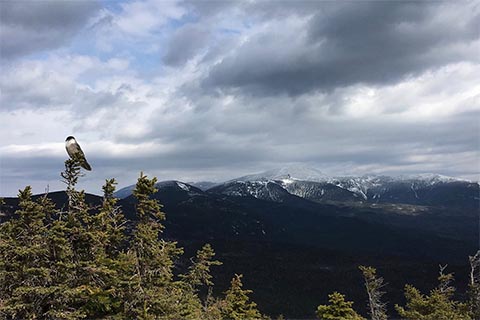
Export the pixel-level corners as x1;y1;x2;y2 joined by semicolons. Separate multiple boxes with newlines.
180;243;223;318
181;243;222;289
0;187;52;318
60;158;107;317
0;183;85;319
316;292;365;320
78;178;128;317
395;265;471;320
44;206;79;319
221;274;263;320
120;172;199;319
98;178;126;257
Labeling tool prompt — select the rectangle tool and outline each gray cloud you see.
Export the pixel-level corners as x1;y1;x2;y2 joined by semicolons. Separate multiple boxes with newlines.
163;24;210;66
0;1;99;59
130;80;480;181
204;1;480;96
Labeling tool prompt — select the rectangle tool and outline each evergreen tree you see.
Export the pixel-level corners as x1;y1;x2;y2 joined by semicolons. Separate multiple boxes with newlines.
180;243;223;318
395;265;471;320
0;187;52;318
44;206;79;319
77;178;128;317
98;178;126;256
359;266;387;320
316;292;365;320
120;173;200;319
221;274;263;320
181;243;222;289
60;158;110;318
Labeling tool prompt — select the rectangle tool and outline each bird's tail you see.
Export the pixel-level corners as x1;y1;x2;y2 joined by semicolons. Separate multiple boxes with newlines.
82;161;92;171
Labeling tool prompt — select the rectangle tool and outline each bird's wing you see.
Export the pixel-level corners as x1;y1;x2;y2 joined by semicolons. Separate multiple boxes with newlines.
76;144;92;171
66;143;84;159
76;143;87;158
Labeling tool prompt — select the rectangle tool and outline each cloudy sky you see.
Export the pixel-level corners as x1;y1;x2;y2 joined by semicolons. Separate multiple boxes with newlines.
0;0;479;196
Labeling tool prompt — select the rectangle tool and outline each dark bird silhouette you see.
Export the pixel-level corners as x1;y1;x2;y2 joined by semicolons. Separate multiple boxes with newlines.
65;136;92;171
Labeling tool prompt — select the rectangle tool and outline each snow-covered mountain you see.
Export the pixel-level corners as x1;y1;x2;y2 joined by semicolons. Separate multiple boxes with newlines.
207;167;477;208
326;174;476;205
113;166;477;208
232;165;328;182
278;179;360;203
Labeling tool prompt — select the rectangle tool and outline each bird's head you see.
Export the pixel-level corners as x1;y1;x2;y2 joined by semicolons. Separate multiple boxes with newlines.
65;136;76;142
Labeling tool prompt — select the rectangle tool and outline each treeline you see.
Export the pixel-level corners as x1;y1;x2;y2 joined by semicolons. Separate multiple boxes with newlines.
0;159;478;319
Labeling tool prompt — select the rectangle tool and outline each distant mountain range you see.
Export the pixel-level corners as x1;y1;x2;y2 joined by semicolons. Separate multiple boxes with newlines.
116;166;479;209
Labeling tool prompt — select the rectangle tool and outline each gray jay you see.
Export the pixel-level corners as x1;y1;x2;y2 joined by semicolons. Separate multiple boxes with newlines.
65;136;92;171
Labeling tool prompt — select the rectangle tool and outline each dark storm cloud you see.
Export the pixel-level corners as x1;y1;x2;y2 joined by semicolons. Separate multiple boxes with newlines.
204;1;480;96
0;1;99;59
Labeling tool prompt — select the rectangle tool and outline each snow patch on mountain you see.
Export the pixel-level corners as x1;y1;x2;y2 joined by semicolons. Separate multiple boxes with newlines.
207;180;294;203
233;165;328;183
176;182;190;191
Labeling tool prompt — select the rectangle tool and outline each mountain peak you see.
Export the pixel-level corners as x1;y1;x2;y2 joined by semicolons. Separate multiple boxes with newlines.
233;165;328;182
114;180;202;199
398;173;469;184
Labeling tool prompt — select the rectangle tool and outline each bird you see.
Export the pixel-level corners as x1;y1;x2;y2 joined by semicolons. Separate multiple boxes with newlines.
65;136;92;171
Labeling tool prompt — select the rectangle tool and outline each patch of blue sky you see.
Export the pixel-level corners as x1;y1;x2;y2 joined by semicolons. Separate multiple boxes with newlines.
97;0;126;15
68;36;112;62
67;34;165;79
171;9;199;27
13;51;51;63
125;51;165;79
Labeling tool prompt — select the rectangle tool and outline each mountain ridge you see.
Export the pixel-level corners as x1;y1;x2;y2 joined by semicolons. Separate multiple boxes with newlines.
112;167;478;209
